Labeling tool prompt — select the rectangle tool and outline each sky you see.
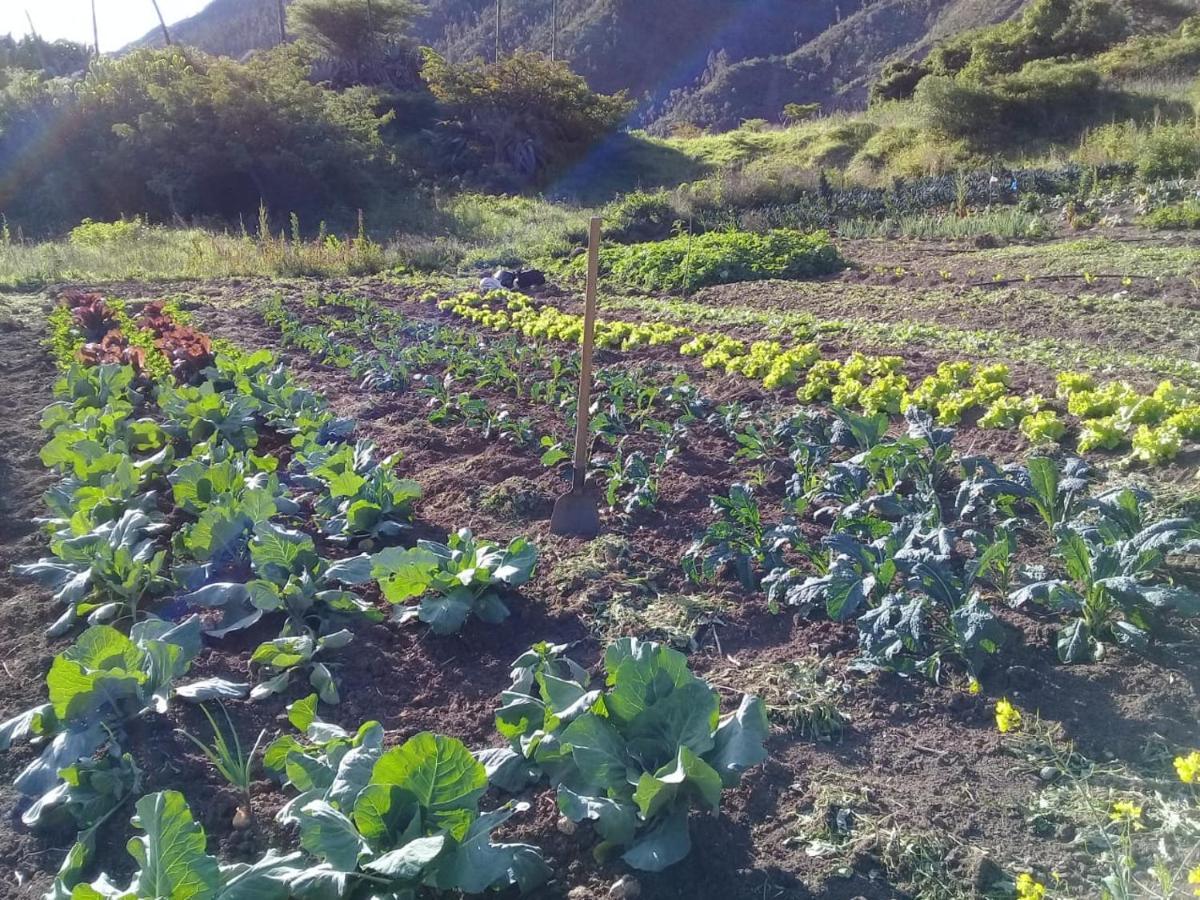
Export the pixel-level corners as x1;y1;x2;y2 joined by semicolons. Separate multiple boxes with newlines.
0;0;212;53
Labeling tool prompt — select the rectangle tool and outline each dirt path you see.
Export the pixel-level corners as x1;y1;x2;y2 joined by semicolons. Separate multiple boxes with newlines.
0;304;66;896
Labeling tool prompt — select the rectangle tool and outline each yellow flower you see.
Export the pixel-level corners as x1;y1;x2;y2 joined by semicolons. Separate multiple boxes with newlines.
1175;751;1200;784
1015;873;1046;900
968;678;981;695
1109;801;1144;829
1189;865;1200;896
995;698;1022;734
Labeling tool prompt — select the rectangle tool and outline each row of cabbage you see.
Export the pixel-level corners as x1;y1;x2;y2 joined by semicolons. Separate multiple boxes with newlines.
3;293;769;898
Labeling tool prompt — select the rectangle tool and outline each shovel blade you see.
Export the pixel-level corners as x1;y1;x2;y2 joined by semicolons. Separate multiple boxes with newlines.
550;490;601;538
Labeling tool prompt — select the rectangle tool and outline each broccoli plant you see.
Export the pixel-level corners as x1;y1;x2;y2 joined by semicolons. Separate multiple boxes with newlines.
294;440;421;546
484;639;768;872
49;791;305;900
17;509;171;636
683;484;805;590
0;618;210;829
1009;490;1200;662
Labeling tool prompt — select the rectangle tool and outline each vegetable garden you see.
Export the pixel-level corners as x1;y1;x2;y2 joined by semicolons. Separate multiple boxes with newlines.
0;227;1199;900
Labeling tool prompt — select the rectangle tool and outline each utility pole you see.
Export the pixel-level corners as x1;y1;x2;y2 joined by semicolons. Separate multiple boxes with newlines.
150;0;172;45
24;10;48;69
495;0;502;61
277;0;287;44
551;0;558;61
91;0;100;56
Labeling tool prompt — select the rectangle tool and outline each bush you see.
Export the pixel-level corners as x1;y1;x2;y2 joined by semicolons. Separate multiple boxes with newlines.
604;190;680;243
1143;200;1200;230
0;46;390;232
68;218;147;247
1136;122;1200;180
421;49;632;186
578;228;845;293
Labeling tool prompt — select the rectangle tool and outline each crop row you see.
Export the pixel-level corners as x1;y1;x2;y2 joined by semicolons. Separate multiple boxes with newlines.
431;288;1200;466
261;290;1200;675
6;294;770;895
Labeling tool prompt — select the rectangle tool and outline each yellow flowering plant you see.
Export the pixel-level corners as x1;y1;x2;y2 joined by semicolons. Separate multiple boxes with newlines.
1015;872;1046;900
995;698;1022;733
1175;751;1200;784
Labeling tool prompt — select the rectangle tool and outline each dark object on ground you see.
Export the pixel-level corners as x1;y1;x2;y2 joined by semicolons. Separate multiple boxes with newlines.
516;269;547;289
494;269;517;288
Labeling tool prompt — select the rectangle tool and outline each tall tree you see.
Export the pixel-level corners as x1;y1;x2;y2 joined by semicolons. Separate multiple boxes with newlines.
288;0;421;75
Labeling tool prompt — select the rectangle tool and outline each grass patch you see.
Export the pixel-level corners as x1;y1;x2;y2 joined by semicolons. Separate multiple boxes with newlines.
979;238;1200;278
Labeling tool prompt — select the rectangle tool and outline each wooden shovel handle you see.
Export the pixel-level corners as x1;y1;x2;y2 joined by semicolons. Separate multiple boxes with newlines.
571;217;601;492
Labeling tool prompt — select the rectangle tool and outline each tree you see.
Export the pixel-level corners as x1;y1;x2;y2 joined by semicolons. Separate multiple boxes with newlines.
287;0;422;76
782;101;820;124
421;49;631;181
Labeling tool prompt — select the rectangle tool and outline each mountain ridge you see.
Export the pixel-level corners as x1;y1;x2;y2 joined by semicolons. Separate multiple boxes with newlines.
125;0;1035;127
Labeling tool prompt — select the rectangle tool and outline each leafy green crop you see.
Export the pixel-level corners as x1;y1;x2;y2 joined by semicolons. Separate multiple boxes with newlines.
683;483;806;590
371;529;538;634
296;440;421;545
1009;489;1200;662
486;639;768;872
269;723;549;896
18;509;172;636
574;228;846;293
51;790;305;900
0;617;203;826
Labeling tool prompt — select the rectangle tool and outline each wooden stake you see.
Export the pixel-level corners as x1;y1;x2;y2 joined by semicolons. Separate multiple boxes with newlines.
570;216;602;494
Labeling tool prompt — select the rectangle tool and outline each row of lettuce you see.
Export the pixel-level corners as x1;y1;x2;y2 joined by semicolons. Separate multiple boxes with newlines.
433;289;1200;466
5;292;770;897
265;289;1200;675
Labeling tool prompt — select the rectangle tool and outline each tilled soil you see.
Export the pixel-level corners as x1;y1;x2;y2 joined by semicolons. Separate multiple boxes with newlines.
1;280;1198;900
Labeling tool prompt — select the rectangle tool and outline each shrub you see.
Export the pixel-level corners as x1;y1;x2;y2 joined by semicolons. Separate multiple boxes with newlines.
605;191;680;243
68;218;147;247
1143;201;1200;230
1136;122;1200;180
421;49;632;183
579;228;846;293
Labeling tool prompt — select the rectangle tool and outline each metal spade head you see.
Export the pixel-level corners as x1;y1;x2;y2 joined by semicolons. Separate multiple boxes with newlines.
550;487;601;538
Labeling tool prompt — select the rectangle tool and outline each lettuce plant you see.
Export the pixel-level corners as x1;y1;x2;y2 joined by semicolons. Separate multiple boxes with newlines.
486;639;768;872
370;529;538;634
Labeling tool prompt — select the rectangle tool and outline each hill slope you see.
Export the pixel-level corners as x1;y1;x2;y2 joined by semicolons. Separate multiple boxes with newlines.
127;0;1031;126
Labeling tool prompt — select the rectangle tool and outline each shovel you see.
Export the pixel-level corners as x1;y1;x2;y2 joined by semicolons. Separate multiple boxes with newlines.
550;216;603;538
